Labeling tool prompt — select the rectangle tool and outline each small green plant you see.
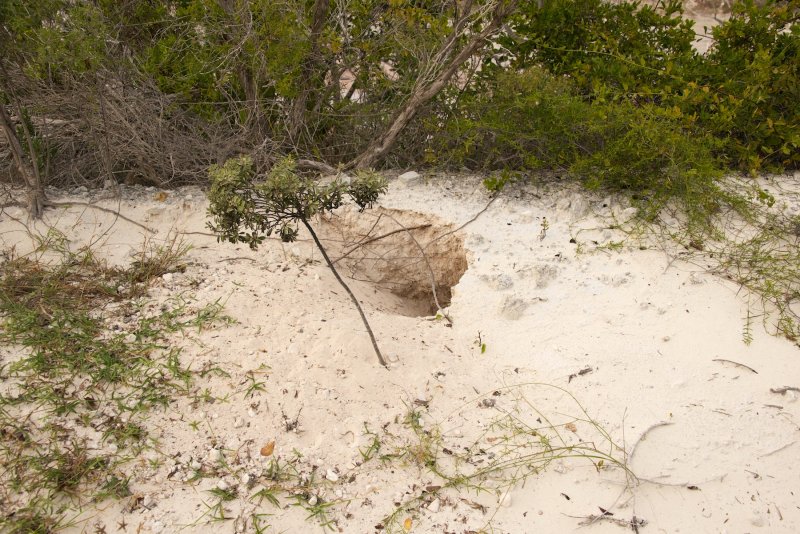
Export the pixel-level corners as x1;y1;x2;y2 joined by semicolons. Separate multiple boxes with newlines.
243;367;269;399
208;486;238;502
207;156;389;367
292;495;338;531
251;486;282;508
207;156;386;250
251;512;273;534
359;424;382;462
743;310;755;345
482;169;518;193
539;217;549;240
476;332;487;354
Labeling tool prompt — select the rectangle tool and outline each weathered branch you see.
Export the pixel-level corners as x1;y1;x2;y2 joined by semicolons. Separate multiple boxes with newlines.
296;158;338;174
350;1;516;170
0;97;45;218
380;212;452;323
0;197;156;233
289;0;332;141
332;223;432;264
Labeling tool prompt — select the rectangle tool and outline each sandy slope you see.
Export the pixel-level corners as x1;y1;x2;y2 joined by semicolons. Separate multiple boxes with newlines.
1;173;798;534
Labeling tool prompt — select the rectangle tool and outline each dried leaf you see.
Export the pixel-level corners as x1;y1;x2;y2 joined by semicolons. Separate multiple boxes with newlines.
260;440;275;457
403;517;412;531
565;422;577;433
154;191;168;201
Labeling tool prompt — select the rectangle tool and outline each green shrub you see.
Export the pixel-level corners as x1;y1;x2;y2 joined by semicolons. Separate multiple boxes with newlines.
428;69;591;170
570;103;724;226
504;0;700;102
503;0;799;172
207;156;387;249
684;0;800;171
431;68;724;229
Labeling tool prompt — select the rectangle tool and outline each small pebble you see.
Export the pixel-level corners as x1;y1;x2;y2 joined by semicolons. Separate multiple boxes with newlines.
142;494;157;510
326;469;339;482
427;498;441;513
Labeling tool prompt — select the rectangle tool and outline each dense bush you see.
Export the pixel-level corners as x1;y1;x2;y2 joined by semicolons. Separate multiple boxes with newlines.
688;0;800;171
208;156;387;248
504;0;700;102
430;67;724;228
496;0;799;172
1;0;797;209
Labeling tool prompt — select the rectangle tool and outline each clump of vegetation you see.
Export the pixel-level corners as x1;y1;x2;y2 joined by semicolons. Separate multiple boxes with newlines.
0;231;227;532
191;384;628;533
693;0;800;172
207;156;389;366
497;0;799;173
504;0;699;101
208;156;386;248
375;384;628;533
433;68;726;234
700;178;800;343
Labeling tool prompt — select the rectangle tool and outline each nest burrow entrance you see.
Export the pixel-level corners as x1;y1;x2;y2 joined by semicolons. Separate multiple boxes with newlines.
319;207;469;317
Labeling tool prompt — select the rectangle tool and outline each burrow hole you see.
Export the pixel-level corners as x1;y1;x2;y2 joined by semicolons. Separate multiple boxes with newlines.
319;207;468;317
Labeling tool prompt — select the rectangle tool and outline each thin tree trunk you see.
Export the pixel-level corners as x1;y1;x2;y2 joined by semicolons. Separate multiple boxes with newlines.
301;217;388;368
238;66;261;130
0;100;45;218
350;2;513;170
216;0;264;133
288;0;331;141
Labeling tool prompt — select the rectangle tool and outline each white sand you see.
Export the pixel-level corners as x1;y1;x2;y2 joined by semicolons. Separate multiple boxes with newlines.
1;173;798;533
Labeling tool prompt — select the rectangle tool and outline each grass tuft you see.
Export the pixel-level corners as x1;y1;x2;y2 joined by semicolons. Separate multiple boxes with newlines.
0;234;227;532
379;384;629;533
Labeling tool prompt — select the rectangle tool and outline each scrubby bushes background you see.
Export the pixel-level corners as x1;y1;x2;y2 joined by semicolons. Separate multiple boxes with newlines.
1;0;798;217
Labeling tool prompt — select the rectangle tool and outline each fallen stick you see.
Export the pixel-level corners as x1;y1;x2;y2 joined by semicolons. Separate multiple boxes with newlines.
301;217;387;368
770;386;800;395
332;223;431;264
4;198;156;234
713;358;758;374
571;513;647;531
423;195;498;251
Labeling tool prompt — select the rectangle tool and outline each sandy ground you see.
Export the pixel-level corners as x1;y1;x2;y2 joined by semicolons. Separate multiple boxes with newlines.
1;172;799;534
